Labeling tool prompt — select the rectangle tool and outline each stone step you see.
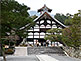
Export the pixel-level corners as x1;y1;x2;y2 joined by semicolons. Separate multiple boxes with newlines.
27;47;65;55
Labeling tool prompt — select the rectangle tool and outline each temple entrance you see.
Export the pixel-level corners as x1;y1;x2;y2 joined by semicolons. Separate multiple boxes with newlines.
27;38;46;46
38;39;46;43
38;38;46;46
26;5;66;47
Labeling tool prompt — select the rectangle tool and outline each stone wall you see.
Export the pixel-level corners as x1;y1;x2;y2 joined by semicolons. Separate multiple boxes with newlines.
63;47;81;59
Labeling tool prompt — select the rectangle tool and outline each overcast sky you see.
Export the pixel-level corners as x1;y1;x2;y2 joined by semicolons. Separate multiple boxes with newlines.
15;0;81;15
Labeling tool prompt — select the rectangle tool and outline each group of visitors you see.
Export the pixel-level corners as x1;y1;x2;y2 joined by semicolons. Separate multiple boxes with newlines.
36;40;49;47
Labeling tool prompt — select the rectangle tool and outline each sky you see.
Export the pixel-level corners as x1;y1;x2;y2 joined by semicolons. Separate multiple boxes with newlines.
15;0;81;16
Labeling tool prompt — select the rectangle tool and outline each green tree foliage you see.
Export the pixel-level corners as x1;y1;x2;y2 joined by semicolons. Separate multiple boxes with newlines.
45;11;81;48
64;13;73;25
1;0;34;60
45;28;62;42
1;0;33;38
62;10;81;49
54;13;68;24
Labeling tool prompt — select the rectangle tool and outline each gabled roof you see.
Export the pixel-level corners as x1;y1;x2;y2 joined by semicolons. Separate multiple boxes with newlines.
20;12;67;30
34;12;67;28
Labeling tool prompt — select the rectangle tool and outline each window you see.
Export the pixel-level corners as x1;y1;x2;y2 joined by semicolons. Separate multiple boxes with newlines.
47;20;51;24
40;20;44;24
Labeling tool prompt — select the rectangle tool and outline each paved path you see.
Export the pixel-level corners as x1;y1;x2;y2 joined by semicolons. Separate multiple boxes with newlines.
0;55;39;61
36;55;59;61
36;54;81;61
13;47;27;56
1;55;81;61
0;47;81;61
0;57;3;61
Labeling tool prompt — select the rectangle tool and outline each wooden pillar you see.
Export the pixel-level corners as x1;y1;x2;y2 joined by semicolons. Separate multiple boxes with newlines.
33;27;34;45
33;39;34;45
51;41;52;46
39;21;40;39
51;20;52;46
51;20;52;29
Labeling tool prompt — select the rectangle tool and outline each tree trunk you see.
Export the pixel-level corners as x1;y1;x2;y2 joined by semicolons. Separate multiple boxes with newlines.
1;41;6;61
2;51;6;61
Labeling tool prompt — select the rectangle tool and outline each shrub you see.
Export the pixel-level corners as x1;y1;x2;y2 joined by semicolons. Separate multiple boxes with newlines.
5;49;14;54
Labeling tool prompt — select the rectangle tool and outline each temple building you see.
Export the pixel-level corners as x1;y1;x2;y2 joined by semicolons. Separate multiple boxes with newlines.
26;5;66;46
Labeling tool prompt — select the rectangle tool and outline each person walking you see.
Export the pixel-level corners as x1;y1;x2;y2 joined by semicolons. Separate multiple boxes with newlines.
37;42;39;47
46;40;49;47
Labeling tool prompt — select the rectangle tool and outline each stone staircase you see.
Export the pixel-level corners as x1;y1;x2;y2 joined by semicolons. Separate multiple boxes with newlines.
27;47;66;56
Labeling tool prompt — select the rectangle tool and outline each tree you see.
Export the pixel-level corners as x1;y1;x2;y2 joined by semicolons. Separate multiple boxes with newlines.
1;0;33;61
64;13;73;26
44;28;63;44
45;11;81;48
1;0;33;38
62;10;81;50
54;13;68;24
